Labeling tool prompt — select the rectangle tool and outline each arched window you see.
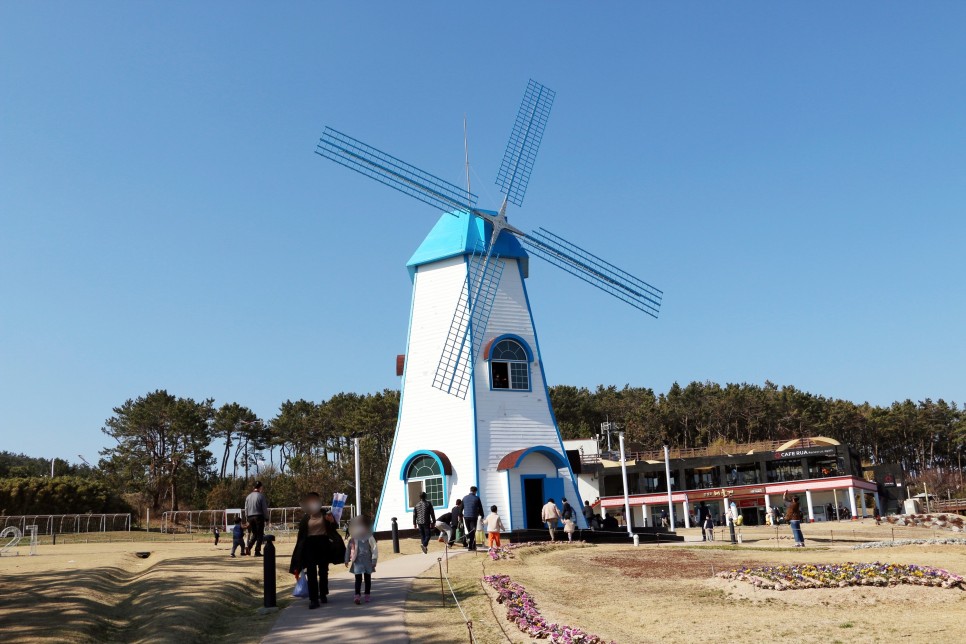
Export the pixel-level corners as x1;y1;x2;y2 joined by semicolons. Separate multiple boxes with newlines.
489;338;530;391
406;455;444;507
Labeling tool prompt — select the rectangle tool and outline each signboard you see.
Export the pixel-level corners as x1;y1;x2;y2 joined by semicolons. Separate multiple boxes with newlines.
691;487;765;500
773;447;836;460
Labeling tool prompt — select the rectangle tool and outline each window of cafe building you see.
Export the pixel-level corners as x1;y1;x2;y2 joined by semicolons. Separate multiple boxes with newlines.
685;466;720;489
766;459;804;482
638;471;678;493
726;462;761;486
807;456;840;478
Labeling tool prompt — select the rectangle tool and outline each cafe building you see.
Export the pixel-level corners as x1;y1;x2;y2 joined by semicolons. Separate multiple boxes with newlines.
568;437;882;528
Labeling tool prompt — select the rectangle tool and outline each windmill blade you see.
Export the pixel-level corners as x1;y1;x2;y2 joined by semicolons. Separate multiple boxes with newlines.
433;244;506;398
521;228;663;318
495;80;556;208
316;127;478;215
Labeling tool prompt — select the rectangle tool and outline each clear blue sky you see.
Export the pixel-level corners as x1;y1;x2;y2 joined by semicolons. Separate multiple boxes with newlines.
2;3;964;463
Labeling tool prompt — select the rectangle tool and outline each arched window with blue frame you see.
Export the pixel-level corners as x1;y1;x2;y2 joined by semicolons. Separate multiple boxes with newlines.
486;336;532;391
400;450;451;508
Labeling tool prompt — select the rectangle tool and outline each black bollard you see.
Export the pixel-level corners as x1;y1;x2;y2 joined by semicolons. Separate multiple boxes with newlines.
391;517;400;554
263;535;276;608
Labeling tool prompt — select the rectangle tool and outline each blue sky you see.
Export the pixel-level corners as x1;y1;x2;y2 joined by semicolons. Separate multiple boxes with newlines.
2;3;964;462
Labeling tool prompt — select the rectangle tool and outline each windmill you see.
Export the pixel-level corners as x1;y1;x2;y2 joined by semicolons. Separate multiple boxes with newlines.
315;80;662;533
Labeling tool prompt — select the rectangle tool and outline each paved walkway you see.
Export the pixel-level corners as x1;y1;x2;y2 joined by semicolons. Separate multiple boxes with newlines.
262;549;463;644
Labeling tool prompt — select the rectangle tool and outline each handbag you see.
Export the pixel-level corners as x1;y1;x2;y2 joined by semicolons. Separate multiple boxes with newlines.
292;571;309;598
329;532;347;565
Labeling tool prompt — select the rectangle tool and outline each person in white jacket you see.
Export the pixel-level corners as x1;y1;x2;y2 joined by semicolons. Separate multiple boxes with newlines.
483;505;505;549
541;498;562;541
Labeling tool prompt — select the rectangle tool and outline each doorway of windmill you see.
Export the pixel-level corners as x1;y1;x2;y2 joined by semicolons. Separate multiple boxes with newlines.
524;478;544;529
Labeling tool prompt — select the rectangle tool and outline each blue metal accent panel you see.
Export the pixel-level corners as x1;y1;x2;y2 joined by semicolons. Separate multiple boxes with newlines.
517;261;588;528
317;127;477;215
522;227;663;318
496;80;556;207
407;210;528;276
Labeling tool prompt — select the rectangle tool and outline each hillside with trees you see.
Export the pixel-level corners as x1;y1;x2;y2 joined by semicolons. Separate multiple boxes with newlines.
3;382;960;519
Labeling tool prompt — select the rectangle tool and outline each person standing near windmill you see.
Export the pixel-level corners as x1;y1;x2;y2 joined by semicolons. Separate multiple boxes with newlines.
244;481;270;556
542;498;562;542
461;487;484;551
412;491;436;554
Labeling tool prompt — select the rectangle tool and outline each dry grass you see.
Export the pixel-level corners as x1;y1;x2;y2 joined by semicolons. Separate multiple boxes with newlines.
406;522;966;644
0;532;424;643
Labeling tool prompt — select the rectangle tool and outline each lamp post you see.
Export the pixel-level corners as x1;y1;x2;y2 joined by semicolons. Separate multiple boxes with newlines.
663;446;676;532
618;432;632;536
353;436;362;518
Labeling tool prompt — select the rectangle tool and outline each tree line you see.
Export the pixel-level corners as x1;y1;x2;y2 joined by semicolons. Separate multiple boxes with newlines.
5;381;961;517
549;382;963;480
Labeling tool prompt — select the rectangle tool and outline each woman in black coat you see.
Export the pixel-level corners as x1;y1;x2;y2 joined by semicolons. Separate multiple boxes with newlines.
289;492;346;608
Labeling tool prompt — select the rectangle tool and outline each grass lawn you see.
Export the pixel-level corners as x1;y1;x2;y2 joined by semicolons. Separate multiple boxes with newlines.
0;531;426;643
406;522;966;643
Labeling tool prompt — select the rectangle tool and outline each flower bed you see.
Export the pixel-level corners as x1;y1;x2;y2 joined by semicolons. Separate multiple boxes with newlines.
483;573;613;643
717;562;964;590
853;537;966;550
488;541;585;561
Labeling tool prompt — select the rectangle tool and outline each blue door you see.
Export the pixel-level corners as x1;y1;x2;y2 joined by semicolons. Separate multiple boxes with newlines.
544;478;565;526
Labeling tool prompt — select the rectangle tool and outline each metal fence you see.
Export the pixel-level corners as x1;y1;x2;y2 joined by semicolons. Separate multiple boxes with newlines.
0;514;131;535
160;506;355;537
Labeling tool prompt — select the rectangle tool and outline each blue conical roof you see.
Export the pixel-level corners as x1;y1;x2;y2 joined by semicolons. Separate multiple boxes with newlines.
407;210;528;279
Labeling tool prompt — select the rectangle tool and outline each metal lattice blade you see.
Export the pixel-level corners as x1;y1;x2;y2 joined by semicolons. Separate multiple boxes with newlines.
495;80;555;208
432;245;506;398
521;228;662;318
317;127;478;215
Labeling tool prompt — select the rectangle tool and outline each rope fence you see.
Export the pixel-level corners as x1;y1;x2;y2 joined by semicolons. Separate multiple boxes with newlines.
432;549;479;644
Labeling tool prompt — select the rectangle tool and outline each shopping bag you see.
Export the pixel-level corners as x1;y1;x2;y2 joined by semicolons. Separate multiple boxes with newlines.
292;571;309;598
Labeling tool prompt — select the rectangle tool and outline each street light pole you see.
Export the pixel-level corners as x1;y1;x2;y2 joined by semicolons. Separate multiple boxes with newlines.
354;436;362;518
618;432;632;536
663;446;676;532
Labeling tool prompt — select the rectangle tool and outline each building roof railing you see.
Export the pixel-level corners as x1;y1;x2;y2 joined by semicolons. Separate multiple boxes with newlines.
581;437;837;465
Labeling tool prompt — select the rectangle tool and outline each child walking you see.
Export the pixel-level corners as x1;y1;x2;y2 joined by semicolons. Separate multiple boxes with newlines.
484;505;505;549
345;515;378;605
703;514;715;542
230;517;245;557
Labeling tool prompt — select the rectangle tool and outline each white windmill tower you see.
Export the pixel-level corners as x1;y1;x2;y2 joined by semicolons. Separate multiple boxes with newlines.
315;80;662;533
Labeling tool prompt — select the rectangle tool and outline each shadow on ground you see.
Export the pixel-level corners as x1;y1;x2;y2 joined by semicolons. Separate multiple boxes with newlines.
0;554;281;643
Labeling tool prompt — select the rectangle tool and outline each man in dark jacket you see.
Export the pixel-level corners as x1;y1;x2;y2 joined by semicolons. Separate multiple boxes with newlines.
412;491;436;554
461;486;484;551
450;499;464;547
